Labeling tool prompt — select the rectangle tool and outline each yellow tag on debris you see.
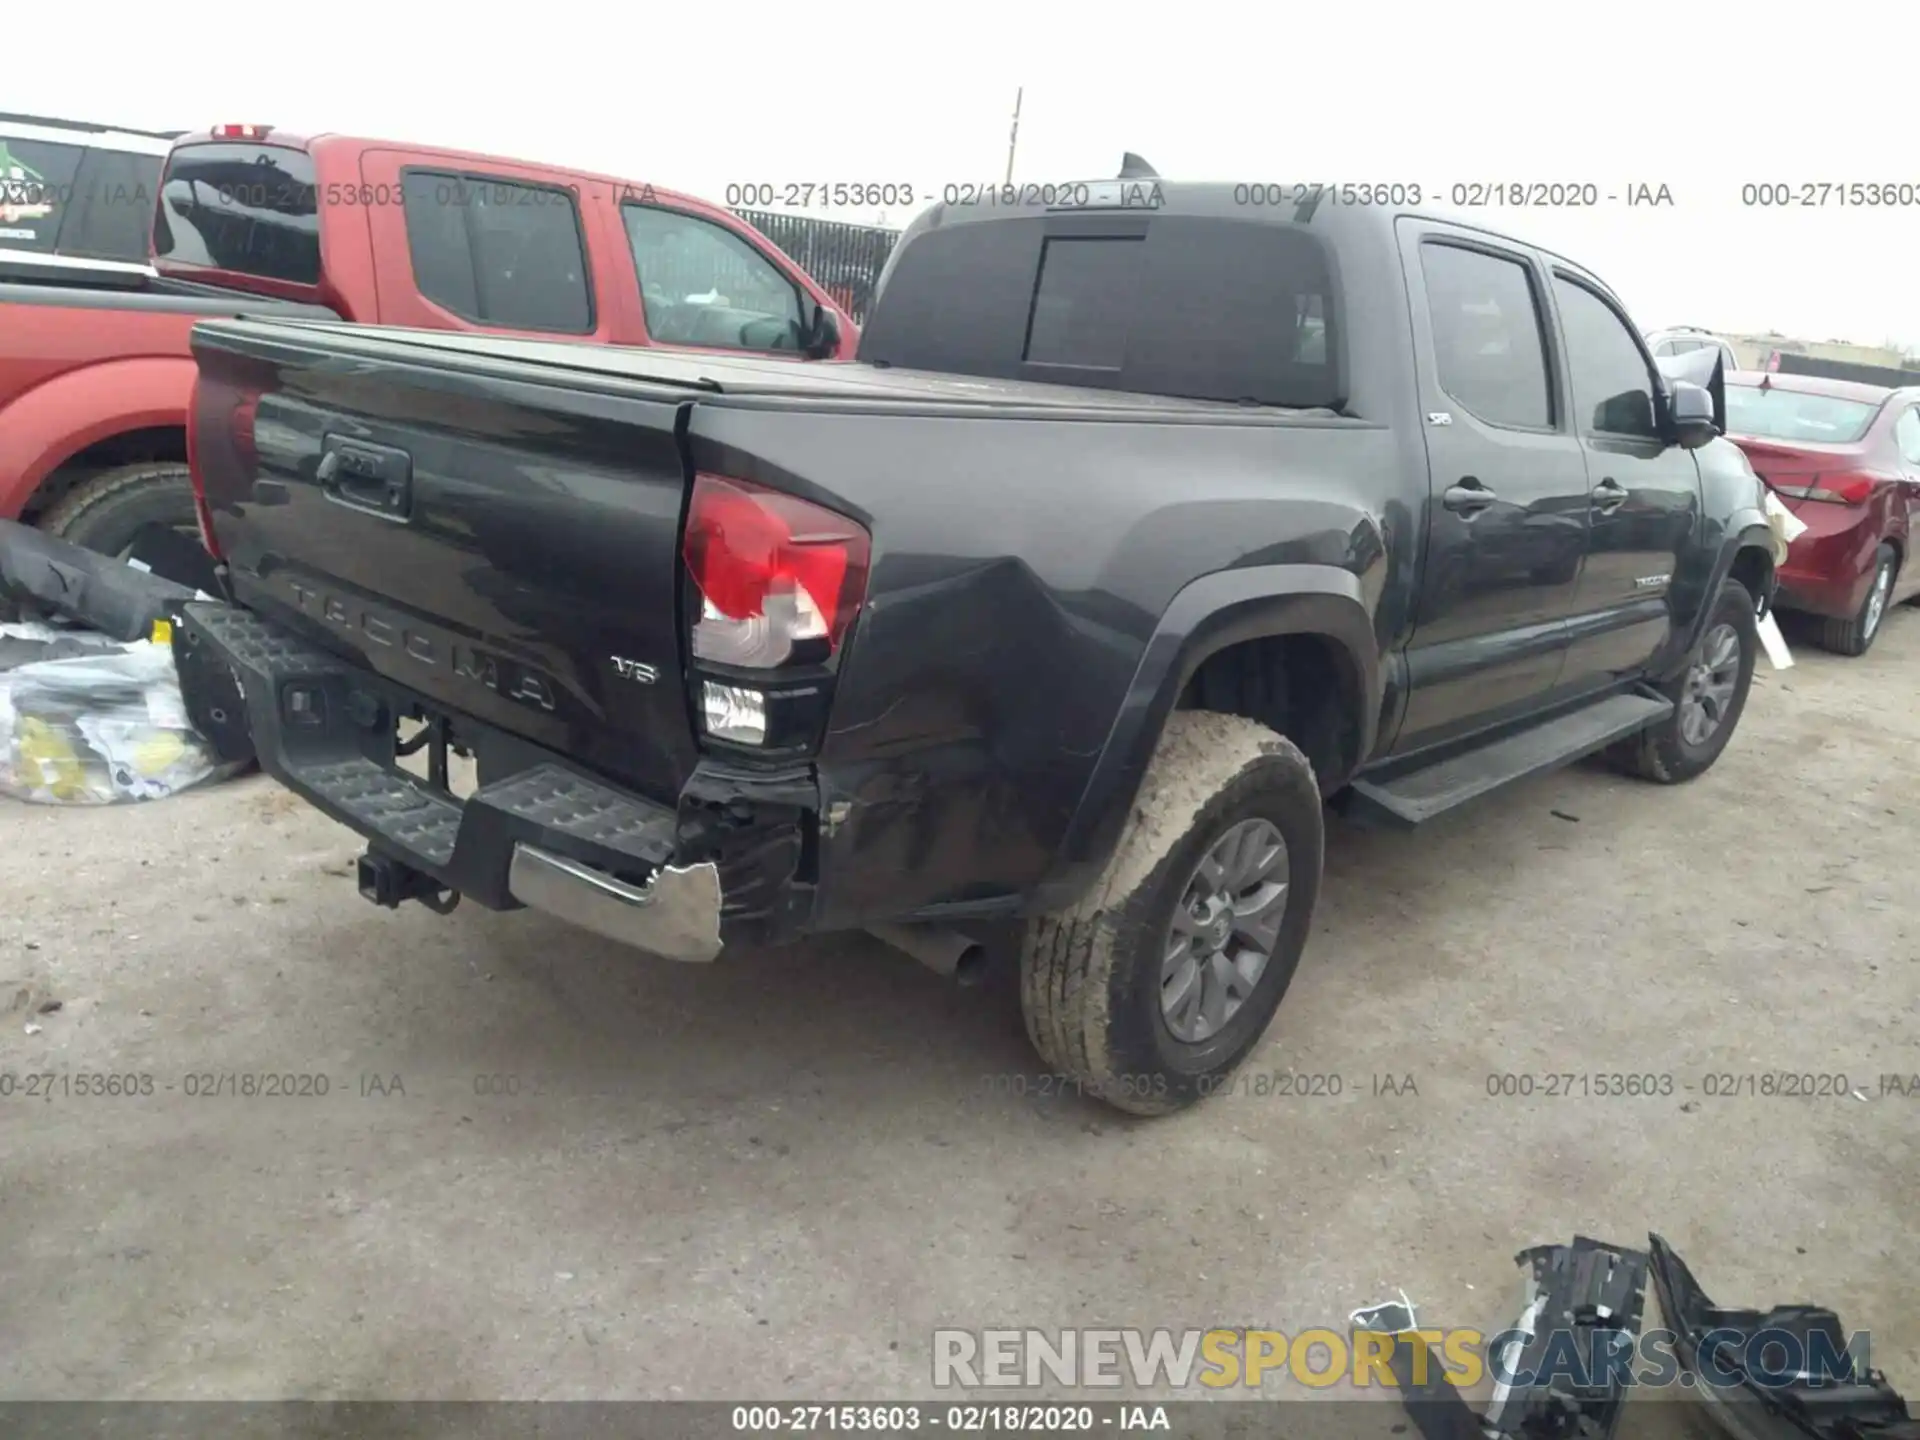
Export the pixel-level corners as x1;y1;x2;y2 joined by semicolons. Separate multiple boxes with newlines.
151;618;174;646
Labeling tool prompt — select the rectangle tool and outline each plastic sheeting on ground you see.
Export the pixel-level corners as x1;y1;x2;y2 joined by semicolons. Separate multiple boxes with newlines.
0;622;241;805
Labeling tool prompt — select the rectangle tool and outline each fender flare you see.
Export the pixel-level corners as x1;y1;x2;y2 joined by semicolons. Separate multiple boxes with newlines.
1658;515;1776;679
0;357;197;518
1030;563;1380;913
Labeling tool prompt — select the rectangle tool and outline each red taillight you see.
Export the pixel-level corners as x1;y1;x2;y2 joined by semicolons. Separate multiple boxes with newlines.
1769;472;1877;505
213;124;272;141
682;473;871;668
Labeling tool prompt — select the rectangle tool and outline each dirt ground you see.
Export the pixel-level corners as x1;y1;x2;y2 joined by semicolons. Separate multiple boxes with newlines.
2;608;1915;1412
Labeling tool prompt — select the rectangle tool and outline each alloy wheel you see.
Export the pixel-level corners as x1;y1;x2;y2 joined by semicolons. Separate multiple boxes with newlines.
1160;818;1290;1044
1864;561;1893;641
1678;622;1741;747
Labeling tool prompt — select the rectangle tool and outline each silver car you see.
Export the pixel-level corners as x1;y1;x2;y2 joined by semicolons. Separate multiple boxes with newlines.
1646;326;1741;373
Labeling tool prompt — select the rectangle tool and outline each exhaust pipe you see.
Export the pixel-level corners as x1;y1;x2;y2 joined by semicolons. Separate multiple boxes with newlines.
868;922;988;986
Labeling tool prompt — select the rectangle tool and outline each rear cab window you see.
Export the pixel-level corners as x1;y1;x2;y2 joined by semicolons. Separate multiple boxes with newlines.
1724;384;1881;444
1025;237;1143;368
155;142;320;283
857;212;1341;408
400;170;593;333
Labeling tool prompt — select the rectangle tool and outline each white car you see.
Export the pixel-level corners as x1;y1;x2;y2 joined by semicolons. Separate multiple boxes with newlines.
1645;326;1741;373
0;112;180;282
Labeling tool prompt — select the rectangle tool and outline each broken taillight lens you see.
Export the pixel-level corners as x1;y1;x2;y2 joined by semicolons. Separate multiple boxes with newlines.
682;473;871;668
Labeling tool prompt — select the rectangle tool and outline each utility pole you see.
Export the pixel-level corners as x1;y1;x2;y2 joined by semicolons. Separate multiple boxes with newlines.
1004;88;1023;184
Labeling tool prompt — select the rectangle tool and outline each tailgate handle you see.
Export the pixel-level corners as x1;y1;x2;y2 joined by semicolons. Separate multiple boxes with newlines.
317;435;413;521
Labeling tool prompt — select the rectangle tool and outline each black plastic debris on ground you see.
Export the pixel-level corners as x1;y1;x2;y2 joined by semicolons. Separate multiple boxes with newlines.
1648;1233;1920;1440
0;517;195;642
1489;1236;1648;1438
1376;1234;1649;1440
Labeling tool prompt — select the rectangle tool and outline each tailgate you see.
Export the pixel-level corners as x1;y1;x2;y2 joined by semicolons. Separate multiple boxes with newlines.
188;319;702;803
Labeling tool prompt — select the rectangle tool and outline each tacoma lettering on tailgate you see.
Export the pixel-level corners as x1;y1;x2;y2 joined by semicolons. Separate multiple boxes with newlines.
286;580;558;713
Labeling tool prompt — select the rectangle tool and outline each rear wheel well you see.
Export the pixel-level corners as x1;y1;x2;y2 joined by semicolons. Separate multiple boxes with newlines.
1727;545;1775;613
19;427;189;525
1176;633;1360;791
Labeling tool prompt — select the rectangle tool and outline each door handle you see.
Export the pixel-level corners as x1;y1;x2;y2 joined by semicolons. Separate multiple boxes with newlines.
317;435;414;520
1443;478;1496;514
1592;478;1629;513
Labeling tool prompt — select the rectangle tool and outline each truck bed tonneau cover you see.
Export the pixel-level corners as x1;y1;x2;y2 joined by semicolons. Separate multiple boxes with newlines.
190;317;1322;418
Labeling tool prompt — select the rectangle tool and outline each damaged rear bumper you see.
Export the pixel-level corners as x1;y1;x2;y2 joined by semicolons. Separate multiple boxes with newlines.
507;843;722;963
173;601;813;962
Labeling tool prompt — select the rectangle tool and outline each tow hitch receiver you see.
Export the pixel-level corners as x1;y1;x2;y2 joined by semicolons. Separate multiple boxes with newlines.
357;849;461;915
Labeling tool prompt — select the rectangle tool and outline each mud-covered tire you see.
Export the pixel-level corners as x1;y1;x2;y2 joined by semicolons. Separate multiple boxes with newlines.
1019;712;1325;1116
1817;543;1896;656
39;463;198;561
1611;578;1758;784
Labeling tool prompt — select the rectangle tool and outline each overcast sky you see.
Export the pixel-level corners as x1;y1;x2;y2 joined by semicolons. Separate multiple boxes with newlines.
15;2;1916;350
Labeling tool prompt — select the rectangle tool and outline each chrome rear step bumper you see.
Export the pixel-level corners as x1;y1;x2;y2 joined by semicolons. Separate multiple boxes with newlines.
509;844;722;963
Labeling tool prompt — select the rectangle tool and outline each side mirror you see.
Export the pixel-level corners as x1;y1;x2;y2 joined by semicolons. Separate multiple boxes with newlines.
1665;380;1719;450
803;302;843;360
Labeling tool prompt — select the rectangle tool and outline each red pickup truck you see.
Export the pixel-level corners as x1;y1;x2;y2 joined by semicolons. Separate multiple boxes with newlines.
0;124;859;580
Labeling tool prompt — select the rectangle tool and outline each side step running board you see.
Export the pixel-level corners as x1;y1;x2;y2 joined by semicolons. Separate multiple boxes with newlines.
1347;692;1673;829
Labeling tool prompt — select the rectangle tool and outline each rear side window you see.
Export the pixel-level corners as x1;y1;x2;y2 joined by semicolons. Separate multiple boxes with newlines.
859;214;1340;408
61;149;162;262
154;143;319;283
402;171;592;333
0;137;86;253
1420;242;1553;429
1898;408;1920;464
1724;384;1880;444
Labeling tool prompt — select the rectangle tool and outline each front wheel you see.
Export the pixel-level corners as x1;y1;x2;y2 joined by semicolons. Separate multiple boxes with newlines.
1019;711;1325;1115
1610;577;1758;784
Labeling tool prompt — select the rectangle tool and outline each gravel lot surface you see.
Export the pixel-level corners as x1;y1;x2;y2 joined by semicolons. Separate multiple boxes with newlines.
3;610;1915;1416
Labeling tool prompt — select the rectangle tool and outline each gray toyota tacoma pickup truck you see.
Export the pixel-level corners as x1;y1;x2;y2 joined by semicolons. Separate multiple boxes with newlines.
167;179;1778;1113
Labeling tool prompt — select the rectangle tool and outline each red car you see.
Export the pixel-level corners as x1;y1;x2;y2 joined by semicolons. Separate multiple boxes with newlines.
1723;372;1920;655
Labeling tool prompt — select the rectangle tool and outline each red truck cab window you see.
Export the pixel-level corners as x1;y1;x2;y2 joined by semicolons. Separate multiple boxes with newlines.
622;204;815;353
398;169;594;334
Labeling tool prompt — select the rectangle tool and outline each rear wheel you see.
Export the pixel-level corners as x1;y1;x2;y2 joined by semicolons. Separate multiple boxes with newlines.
1611;577;1757;784
1818;544;1896;656
38;463;204;581
1019;711;1324;1115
